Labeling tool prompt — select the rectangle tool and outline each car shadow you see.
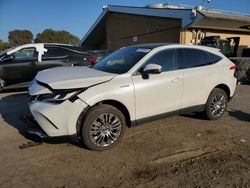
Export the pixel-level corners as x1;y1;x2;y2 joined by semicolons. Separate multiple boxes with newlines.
228;110;250;122
180;112;207;120
181;110;250;123
0;93;81;147
0;93;29;133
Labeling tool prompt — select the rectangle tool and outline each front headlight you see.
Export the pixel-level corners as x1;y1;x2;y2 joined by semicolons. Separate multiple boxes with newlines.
34;89;86;103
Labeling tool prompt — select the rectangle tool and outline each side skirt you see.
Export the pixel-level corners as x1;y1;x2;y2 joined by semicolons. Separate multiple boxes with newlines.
131;104;205;127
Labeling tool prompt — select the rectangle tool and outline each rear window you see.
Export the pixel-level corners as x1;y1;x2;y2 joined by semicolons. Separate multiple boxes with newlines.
207;52;222;64
181;48;221;69
43;47;68;58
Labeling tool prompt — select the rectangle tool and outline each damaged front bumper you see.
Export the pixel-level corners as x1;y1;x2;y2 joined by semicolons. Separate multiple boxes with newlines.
28;99;88;137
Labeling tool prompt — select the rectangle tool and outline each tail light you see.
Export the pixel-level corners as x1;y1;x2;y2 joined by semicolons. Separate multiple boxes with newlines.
229;65;237;70
86;57;97;63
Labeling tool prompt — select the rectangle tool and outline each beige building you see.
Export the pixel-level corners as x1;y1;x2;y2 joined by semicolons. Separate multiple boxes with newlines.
80;4;250;56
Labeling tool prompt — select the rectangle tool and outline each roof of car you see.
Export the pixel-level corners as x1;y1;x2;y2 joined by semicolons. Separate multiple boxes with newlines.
124;43;221;55
44;44;86;52
44;43;75;47
87;50;113;53
126;43;170;49
7;43;75;51
6;43;86;55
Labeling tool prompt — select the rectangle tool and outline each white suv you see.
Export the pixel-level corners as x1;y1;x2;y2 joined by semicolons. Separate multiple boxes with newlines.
28;44;237;150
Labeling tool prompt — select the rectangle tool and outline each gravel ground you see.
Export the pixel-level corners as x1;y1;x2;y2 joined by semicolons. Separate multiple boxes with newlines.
0;85;249;188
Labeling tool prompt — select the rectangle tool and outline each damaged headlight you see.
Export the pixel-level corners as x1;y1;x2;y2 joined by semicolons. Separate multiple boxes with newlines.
31;89;86;103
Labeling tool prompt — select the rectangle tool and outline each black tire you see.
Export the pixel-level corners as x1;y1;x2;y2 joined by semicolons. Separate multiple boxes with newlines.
205;88;228;120
81;104;126;151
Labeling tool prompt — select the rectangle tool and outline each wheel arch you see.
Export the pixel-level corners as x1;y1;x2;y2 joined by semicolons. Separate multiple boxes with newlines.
76;99;132;137
214;84;231;100
97;100;132;128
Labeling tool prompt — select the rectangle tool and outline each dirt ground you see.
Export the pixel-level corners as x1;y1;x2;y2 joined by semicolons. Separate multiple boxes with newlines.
0;85;249;188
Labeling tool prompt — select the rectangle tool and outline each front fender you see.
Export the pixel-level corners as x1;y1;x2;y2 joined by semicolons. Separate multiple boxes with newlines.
77;77;136;121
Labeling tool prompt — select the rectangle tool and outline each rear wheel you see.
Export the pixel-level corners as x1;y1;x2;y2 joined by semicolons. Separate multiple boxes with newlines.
81;104;126;151
205;88;228;120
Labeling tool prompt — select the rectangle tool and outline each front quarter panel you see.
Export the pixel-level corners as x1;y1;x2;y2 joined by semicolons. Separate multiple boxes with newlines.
77;74;136;121
29;79;52;95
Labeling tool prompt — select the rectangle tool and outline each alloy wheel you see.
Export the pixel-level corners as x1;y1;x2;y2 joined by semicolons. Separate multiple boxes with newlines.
210;94;226;117
89;113;122;147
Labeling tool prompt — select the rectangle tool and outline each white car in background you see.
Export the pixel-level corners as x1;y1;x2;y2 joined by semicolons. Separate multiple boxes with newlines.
28;44;237;150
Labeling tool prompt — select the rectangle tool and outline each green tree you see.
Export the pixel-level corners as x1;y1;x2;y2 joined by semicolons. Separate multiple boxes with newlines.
8;29;33;46
34;29;79;45
0;39;3;51
0;39;11;52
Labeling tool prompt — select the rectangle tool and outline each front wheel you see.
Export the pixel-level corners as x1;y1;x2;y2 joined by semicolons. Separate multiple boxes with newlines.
205;88;228;120
81;104;126;151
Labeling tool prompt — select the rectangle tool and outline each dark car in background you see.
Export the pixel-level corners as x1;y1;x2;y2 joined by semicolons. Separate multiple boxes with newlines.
87;50;112;62
0;43;95;90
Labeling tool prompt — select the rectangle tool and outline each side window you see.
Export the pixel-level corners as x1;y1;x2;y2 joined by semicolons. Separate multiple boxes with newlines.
144;49;179;72
12;48;37;60
207;52;222;64
181;48;207;69
43;47;67;59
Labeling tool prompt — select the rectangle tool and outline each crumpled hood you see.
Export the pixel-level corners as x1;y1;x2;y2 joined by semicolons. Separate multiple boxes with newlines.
30;66;115;95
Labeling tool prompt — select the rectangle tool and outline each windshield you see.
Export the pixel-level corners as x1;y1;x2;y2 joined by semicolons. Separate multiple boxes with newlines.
92;47;151;74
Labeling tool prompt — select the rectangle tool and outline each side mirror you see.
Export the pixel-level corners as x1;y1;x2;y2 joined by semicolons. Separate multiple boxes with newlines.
3;55;14;62
143;64;162;74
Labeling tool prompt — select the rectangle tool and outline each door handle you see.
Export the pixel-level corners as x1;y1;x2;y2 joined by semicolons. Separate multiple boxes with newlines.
171;77;182;83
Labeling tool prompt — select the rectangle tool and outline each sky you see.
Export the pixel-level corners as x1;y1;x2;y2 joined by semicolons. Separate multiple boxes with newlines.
0;0;250;42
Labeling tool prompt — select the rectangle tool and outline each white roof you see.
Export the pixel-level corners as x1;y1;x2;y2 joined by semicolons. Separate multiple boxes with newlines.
7;43;74;55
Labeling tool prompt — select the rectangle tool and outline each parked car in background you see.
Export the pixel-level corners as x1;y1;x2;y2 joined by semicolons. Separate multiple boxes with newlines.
0;43;95;90
28;44;237;151
87;50;112;62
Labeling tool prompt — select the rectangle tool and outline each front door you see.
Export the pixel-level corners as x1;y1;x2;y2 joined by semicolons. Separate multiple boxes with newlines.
2;47;38;86
131;49;183;120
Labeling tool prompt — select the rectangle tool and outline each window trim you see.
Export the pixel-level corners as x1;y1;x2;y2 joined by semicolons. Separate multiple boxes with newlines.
42;47;69;60
12;47;37;60
133;48;181;75
179;48;221;69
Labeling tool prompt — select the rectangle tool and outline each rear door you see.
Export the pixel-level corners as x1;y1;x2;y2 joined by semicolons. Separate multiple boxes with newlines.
180;48;218;109
38;46;69;71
